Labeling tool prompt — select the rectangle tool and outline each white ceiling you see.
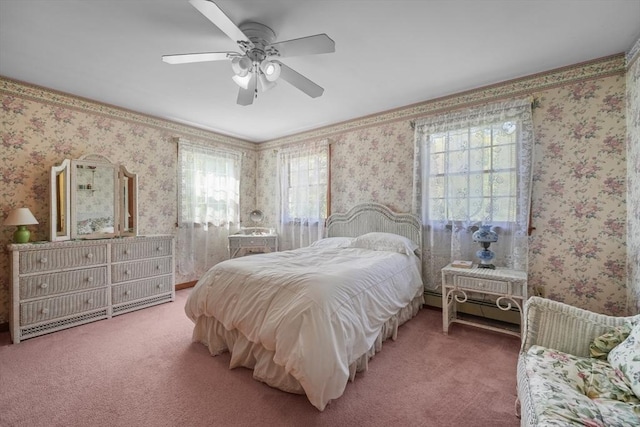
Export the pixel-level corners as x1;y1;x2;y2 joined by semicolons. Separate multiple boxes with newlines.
1;1;639;143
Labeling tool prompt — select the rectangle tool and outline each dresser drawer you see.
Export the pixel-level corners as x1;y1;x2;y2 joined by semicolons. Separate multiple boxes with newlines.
19;266;108;299
454;276;508;294
112;276;173;304
111;257;173;283
112;238;173;262
20;288;109;325
19;246;106;274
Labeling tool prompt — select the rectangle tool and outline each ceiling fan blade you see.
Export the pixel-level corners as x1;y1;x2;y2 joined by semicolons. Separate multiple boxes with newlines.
162;51;236;64
273;61;324;98
188;0;253;48
270;34;335;58
237;73;257;106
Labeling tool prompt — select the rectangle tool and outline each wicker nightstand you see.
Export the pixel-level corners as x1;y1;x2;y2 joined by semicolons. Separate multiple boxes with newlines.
228;228;278;258
441;264;527;337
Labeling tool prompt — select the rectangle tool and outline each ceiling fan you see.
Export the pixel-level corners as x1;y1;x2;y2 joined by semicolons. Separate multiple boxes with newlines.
162;0;335;106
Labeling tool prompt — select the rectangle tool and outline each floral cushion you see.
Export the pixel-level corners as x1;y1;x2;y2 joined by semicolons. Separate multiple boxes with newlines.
524;345;640;426
590;315;640;359
608;322;640;398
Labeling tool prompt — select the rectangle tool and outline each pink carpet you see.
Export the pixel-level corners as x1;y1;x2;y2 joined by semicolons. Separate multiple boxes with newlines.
0;289;521;426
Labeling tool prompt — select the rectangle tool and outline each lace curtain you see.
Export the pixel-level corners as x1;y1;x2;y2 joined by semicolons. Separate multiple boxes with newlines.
277;140;329;250
177;140;241;279
412;98;534;289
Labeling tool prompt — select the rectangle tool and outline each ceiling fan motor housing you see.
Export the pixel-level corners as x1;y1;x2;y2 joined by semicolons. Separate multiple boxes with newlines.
239;22;279;63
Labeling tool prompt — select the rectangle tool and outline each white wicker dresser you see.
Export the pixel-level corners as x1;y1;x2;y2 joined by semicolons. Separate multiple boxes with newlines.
8;235;175;343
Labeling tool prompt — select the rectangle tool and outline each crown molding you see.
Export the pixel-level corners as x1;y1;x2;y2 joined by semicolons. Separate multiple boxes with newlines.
0;76;255;152
258;54;626;150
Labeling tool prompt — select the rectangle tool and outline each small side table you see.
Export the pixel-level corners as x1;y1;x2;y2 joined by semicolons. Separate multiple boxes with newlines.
228;230;278;258
441;264;527;337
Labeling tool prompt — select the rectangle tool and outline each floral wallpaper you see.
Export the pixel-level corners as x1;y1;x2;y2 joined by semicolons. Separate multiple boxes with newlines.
257;54;634;316
0;79;256;324
1;50;638;327
528;76;627;314
627;39;640;313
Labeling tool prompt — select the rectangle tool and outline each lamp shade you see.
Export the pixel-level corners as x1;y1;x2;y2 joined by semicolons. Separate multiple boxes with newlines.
258;73;277;92
232;73;253;90
4;207;38;243
4;208;39;226
472;225;498;243
231;56;252;77
260;60;281;82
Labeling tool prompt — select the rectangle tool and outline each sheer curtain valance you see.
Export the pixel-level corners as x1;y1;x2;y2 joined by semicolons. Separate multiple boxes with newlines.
177;140;241;279
412;98;534;289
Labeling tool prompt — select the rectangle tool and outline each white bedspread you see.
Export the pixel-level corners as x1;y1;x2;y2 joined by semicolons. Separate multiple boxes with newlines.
185;245;423;410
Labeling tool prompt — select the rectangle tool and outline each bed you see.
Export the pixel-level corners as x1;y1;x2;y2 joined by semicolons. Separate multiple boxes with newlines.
184;203;424;411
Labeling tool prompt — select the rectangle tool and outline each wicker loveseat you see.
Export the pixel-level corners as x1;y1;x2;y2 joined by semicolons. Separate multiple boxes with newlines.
516;296;640;426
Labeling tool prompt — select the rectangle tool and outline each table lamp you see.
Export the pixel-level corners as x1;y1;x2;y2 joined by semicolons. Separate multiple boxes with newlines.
4;208;39;243
472;224;498;269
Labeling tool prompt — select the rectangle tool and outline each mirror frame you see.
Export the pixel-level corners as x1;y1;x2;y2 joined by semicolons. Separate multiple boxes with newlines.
50;154;138;241
49;159;71;241
119;165;138;237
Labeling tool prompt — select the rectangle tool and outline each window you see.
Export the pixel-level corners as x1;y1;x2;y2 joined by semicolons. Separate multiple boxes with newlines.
177;140;241;277
178;143;240;228
412;98;534;284
428;121;518;224
277;140;329;250
278;143;328;223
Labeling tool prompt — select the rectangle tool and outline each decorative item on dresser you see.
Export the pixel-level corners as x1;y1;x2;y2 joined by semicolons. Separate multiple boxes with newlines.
50;154;137;242
441;263;527;337
8;235;175;344
3;208;39;243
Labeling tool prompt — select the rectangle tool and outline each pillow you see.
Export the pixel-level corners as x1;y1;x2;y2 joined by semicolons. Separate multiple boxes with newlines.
590;315;640;359
309;237;355;249
350;232;419;256
607;322;640;397
590;323;635;359
77;219;93;235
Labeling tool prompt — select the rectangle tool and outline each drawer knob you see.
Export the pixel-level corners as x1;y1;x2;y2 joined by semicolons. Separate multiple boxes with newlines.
157;284;163;288
156;246;162;251
86;298;94;305
125;290;131;296
86;253;93;259
41;307;49;315
478;283;485;288
40;283;48;289
40;257;48;264
87;277;94;282
125;249;130;255
125;270;131;275
156;265;160;270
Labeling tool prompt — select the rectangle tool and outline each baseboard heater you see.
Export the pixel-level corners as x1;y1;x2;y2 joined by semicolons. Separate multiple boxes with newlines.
423;289;521;325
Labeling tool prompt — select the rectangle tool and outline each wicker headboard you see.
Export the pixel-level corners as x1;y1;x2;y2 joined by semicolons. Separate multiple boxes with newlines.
326;203;422;248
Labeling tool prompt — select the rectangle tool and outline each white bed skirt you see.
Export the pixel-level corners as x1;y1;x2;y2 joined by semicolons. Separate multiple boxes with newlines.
191;293;425;404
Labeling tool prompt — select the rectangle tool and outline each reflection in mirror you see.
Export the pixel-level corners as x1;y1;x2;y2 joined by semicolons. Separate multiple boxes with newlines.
120;165;137;237
71;155;118;239
49;159;71;241
51;154;138;241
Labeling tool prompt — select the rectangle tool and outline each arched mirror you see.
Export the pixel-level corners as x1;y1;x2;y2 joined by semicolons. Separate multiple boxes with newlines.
50;154;138;240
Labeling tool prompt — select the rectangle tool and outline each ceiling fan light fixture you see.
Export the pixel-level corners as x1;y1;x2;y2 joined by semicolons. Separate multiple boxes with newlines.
258;73;277;92
260;60;281;82
232;72;253;89
231;56;252;77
